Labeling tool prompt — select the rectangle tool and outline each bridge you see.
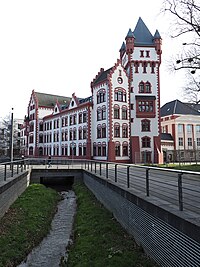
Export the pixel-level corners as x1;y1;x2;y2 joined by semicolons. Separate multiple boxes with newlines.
0;159;200;267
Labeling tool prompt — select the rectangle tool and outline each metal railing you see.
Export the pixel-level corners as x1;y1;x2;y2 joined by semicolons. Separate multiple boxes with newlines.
0;158;200;215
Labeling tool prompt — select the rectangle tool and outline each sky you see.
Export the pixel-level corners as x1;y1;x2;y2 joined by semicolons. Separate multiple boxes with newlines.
0;0;186;120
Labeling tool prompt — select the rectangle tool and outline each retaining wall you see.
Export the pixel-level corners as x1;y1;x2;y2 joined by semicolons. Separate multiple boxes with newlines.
83;172;200;267
0;171;30;219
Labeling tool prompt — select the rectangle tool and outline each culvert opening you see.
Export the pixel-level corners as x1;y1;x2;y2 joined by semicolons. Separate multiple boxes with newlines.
40;176;74;191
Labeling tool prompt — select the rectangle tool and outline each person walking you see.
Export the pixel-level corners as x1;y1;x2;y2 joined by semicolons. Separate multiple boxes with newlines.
48;155;51;168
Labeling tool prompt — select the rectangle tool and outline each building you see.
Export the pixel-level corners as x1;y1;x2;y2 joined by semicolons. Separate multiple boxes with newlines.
22;17;163;164
161;99;200;162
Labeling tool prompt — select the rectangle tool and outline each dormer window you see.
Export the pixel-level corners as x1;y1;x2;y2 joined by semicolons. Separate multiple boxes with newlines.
71;101;74;107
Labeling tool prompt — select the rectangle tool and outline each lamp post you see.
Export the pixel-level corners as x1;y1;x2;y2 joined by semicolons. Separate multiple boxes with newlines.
10;108;14;162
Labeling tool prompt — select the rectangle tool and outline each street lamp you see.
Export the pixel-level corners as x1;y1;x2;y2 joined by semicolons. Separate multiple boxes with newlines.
10;108;14;162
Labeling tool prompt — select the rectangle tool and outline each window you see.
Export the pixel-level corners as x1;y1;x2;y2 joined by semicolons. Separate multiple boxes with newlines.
142;151;151;163
83;112;87;123
102;125;106;138
79;128;82;140
122;107;128;119
97;127;101;138
139;82;144;93
114;107;120;119
139;81;151;93
188;137;192;147
122;143;128;156
196;125;200;133
97;90;106;104
83;128;87;139
138;101;153;112
114;90;127;102
122;124;128;138
79;113;82;124
102;106;106;120
115;144;120;156
79;146;82;156
179;137;183;147
140;50;144;57
197;138;200;147
142;136;151;148
146;51;150;57
141;119;150;131
93;144;96;156
98;145;101;156
97;109;102;121
143;62;147;73
114;124;120;137
178;124;183;133
187;124;192;133
134;62;139;73
151;62;155;73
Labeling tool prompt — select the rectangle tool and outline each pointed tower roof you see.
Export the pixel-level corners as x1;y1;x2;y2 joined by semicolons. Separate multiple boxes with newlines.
133;17;154;46
153;29;162;39
125;28;135;39
119;42;126;52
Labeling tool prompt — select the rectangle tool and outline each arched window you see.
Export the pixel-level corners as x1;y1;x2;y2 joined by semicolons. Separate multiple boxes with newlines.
145;82;151;93
97;107;102;121
102;124;106;138
93;142;96;156
122;142;128;156
114;89;127;102
114;123;120;137
142;136;151;148
141;119;150;132
122;124;128;138
97;124;101;138
115;142;121;156
122;106;128;120
102;105;106;120
114;105;120;119
139;82;145;93
97;89;106;104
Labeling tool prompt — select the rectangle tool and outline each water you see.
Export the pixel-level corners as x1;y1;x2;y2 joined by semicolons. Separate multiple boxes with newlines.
18;190;76;267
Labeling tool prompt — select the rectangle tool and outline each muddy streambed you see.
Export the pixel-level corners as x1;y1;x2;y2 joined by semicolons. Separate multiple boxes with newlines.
18;190;76;267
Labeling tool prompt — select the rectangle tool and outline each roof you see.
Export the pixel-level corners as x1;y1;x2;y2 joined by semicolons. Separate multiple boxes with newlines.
161;133;174;141
93;67;113;86
161;99;200;117
133;17;158;46
185;103;200;113
35;92;71;108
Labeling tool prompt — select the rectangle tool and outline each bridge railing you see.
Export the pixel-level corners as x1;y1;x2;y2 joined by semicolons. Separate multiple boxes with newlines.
0;159;30;182
83;160;200;215
1;158;200;214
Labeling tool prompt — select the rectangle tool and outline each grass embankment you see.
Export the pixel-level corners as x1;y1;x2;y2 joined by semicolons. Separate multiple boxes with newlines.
150;164;200;172
0;184;60;267
66;183;158;267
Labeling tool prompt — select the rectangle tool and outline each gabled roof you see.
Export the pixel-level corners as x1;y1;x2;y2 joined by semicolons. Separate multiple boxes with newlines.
92;67;113;86
35;92;71;108
133;17;154;46
161;99;200;117
161;133;174;141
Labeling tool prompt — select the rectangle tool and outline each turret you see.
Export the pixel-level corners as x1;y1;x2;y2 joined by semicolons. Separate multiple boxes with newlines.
119;42;126;59
125;28;135;54
153;30;162;55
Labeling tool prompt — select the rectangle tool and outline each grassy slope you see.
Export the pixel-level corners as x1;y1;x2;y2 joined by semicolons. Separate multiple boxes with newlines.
66;183;158;267
0;184;60;267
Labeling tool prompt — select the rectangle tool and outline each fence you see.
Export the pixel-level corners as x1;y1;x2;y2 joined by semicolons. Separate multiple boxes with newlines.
0;158;200;215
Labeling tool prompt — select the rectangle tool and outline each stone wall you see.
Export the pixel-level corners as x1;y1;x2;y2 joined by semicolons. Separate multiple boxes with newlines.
0;171;30;219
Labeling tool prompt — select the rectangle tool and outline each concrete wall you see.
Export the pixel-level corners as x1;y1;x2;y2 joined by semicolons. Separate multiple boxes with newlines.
0;171;30;219
83;172;200;267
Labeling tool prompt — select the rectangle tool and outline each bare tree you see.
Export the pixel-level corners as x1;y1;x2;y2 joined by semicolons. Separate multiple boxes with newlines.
183;71;200;103
162;0;200;73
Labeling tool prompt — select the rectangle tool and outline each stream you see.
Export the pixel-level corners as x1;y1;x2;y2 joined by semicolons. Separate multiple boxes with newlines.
17;189;76;267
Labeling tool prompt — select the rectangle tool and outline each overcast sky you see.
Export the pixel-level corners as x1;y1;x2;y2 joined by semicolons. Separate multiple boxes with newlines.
0;0;186;119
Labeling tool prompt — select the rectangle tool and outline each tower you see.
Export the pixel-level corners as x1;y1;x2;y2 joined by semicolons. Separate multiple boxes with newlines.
120;17;163;164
